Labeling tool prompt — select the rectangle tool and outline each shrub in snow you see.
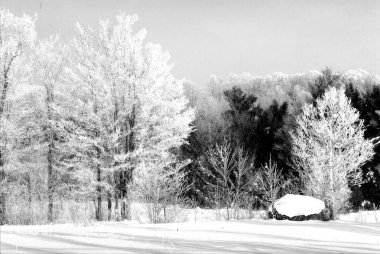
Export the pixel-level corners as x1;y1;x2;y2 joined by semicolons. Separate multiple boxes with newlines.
132;163;190;224
201;141;254;220
272;194;330;221
257;158;283;209
361;200;372;210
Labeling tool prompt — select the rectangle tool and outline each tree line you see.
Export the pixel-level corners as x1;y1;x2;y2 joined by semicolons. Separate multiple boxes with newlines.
182;69;380;218
1;9;379;224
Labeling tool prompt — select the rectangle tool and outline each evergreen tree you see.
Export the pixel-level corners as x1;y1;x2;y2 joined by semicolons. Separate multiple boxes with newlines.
223;87;290;170
309;67;342;101
223;86;261;152
345;84;380;206
255;101;290;173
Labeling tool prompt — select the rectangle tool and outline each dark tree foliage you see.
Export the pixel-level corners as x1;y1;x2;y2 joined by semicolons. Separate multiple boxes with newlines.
223;87;291;173
255;101;291;174
179;130;211;207
345;84;380;206
309;67;342;101
223;86;261;152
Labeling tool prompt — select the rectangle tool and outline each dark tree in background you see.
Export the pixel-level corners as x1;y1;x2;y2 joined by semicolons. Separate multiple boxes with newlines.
345;84;380;206
223;87;290;172
179;131;210;207
223;86;261;152
255;101;290;174
309;67;342;101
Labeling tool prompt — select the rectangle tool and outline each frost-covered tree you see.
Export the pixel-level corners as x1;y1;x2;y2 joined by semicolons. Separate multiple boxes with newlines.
0;9;36;225
291;87;374;217
131;38;195;223
66;17;138;220
32;35;66;222
65;13;194;221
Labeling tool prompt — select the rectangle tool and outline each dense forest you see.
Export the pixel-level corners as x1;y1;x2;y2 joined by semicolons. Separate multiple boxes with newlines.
1;10;379;225
183;70;380;213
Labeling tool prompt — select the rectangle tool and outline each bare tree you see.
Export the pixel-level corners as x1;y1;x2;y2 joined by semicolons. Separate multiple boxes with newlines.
202;141;235;220
202;141;254;220
232;147;254;218
133;162;189;223
257;157;284;209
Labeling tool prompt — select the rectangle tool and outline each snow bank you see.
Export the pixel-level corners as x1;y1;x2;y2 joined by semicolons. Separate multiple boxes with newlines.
274;194;325;218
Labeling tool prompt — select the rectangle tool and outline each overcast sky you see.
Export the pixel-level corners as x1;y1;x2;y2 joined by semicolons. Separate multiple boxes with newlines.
3;0;380;85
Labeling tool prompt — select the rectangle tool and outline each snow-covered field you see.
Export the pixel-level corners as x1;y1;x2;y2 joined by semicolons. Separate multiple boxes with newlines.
1;219;380;253
338;210;380;224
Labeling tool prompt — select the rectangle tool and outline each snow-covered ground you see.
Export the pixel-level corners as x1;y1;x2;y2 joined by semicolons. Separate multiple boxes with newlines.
130;203;268;223
338;210;380;224
1;219;380;253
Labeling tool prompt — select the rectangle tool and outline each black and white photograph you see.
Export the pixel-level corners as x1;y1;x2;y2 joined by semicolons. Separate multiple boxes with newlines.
0;0;380;253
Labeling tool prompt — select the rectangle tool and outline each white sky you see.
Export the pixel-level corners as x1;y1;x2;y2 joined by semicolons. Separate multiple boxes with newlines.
2;0;380;85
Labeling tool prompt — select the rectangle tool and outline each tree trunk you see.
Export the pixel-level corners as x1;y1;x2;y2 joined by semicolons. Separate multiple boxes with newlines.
0;150;6;225
114;86;136;221
114;191;120;221
0;78;9;225
96;162;102;221
120;170;132;220
47;141;54;223
119;175;131;220
120;108;135;220
107;189;112;221
0;79;9;117
46;85;55;223
27;172;33;224
121;200;128;220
